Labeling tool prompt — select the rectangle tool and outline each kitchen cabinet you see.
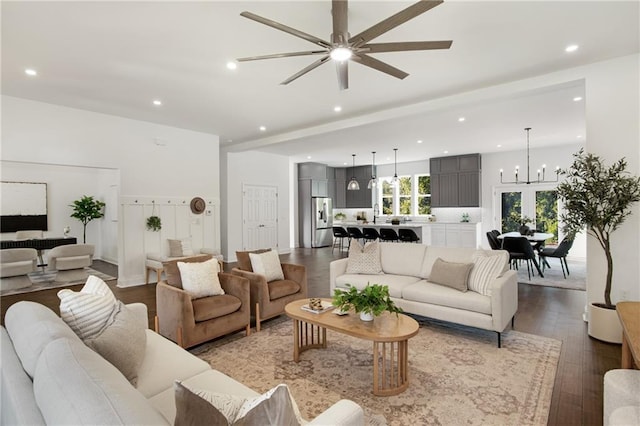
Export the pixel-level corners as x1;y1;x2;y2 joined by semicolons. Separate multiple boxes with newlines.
430;154;481;207
298;162;328;197
424;223;481;248
345;165;373;208
334;168;346;208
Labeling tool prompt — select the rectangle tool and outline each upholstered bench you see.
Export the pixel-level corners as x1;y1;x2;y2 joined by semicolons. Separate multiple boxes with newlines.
145;249;223;284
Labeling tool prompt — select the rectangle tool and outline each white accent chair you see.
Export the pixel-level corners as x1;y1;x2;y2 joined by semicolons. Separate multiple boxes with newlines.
47;244;94;271
15;230;44;240
0;248;38;278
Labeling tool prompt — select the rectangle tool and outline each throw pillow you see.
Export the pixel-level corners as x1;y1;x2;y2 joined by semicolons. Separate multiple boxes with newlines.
169;238;195;257
177;258;224;298
468;251;509;296
428;258;473;292
163;254;213;288
249;250;284;282
174;382;302;426
58;275;118;340
346;240;383;274
84;301;147;386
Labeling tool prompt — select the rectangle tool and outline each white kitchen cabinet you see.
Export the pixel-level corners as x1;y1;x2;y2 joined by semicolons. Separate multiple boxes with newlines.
425;223;481;248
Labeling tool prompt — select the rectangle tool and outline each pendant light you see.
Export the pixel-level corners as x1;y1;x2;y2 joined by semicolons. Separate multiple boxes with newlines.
347;154;360;190
391;148;399;187
367;151;377;189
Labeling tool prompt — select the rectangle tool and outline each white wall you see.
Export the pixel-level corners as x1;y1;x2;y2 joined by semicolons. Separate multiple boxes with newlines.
222;150;291;262
1;96;221;285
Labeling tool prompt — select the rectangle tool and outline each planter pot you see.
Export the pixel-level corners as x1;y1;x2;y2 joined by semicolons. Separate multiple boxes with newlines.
519;225;530;235
360;312;374;322
588;302;622;344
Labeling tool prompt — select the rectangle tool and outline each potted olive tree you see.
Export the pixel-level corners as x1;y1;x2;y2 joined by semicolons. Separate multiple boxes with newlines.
557;149;640;343
332;284;402;321
69;195;106;243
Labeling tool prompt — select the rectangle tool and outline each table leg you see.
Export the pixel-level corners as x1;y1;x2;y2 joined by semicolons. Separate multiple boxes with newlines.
292;319;326;362
373;339;411;396
293;319;300;362
621;331;635;369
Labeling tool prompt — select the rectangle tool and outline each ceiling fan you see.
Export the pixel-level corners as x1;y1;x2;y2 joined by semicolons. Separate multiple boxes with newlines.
237;0;453;90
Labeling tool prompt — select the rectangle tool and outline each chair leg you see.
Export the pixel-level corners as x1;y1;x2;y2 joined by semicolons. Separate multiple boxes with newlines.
560;258;567;279
563;257;570;276
497;332;502;348
154;315;159;333
156;268;162;283
245;324;251;336
255;303;261;332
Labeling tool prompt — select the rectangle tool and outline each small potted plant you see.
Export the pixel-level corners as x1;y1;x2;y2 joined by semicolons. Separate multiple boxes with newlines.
557;149;640;343
332;284;402;321
146;215;162;232
334;212;346;221
508;212;535;235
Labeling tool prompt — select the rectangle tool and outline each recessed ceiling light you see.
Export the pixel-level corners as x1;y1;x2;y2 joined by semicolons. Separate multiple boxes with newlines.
343;162;348;165
577;135;583;139
565;44;579;53
259;126;266;131
226;61;237;70
152;99;162;106
307;156;312;159
573;96;583;102
417;140;423;144
334;106;342;112
458;117;465;122
25;68;37;76
497;144;502;148
443;150;449;154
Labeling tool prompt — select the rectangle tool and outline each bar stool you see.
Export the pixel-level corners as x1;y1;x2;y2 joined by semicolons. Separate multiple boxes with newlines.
379;228;399;242
398;228;420;243
332;227;349;253
362;227;380;242
347;227;365;246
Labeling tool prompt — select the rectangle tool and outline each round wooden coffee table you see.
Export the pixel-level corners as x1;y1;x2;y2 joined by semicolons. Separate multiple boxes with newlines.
285;298;419;396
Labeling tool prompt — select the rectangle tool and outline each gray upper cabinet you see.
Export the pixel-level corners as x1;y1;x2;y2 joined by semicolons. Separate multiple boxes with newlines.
345;165;373;208
300;162;372;208
430;154;481;207
334;168;347;208
298;162;328;197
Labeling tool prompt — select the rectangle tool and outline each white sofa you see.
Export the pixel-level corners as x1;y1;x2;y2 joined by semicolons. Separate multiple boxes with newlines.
330;243;518;347
1;301;364;425
604;369;640;426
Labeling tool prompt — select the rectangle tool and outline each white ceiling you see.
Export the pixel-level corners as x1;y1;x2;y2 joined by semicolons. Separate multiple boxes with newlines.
2;1;638;167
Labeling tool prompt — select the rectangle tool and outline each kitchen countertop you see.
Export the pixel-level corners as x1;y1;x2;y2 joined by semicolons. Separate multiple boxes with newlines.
334;221;479;226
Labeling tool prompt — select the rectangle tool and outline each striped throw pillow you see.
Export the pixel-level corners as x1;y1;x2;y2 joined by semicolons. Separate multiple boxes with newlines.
468;251;509;296
58;275;117;340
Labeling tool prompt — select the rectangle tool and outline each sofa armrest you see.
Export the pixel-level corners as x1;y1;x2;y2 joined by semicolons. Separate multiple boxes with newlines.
231;268;269;311
219;272;250;309
308;399;364;426
329;258;349;294
155;282;195;344
125;302;149;330
282;263;307;297
489;270;518;332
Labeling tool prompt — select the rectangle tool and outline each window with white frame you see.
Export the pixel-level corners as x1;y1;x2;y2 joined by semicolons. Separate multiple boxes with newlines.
378;175;430;216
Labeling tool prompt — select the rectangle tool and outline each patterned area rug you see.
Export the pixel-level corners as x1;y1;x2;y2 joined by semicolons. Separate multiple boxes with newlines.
517;257;586;290
0;268;116;296
191;316;561;425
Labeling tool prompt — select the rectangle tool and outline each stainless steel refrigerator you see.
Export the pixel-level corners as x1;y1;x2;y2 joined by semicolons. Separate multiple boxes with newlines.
300;196;333;248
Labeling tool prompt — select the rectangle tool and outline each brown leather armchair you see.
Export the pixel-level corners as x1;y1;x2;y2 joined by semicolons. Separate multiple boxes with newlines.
155;255;251;348
231;250;307;332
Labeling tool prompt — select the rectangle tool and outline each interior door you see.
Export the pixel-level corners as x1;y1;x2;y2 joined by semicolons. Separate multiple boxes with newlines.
242;184;278;250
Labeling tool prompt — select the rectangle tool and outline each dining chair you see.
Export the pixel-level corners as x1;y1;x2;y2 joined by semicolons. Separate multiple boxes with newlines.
538;236;574;278
501;236;544;279
486;231;501;250
332;227;349;253
362;227;380;242
379;228;399;242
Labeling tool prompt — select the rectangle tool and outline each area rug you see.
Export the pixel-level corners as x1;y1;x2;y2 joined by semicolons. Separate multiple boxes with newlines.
191;316;561;426
516;258;586;290
0;268;116;296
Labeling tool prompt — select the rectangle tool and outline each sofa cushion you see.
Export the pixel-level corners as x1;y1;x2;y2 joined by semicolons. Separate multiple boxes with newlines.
268;280;301;300
428;258;473;292
4;301;82;378
379;242;427;277
84;301;147;386
178;258;225;298
192;294;242;322
402;280;492;315
419;246;478;279
335;273;421;299
236;249;271;272
163;254;213;288
346;241;383;274
55;255;92;270
57;275;117;340
136;330;211;398
468;251;509;296
249;250;284;282
174;382;302;426
33;337;167;425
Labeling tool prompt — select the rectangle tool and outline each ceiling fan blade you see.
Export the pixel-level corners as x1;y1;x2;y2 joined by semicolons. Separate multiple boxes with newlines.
237;50;328;62
349;0;443;48
336;60;349;90
361;40;452;53
281;55;331;85
240;11;331;49
352;53;409;80
332;0;349;45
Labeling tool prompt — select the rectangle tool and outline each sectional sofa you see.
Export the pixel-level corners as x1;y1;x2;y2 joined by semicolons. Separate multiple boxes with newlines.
330;242;518;347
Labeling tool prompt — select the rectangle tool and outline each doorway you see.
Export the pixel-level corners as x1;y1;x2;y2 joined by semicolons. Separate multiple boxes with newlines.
242;184;279;250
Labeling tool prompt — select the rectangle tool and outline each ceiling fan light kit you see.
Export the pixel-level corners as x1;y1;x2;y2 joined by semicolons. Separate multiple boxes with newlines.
347;154;360;191
238;0;453;90
500;128;559;185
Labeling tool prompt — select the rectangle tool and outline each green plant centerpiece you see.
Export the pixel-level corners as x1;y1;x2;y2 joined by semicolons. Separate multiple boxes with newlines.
557;149;640;309
334;212;346;221
332;283;402;321
69;195;106;243
146;215;162;231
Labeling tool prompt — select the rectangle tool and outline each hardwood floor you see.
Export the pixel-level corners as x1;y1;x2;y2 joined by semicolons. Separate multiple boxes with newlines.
0;248;619;425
